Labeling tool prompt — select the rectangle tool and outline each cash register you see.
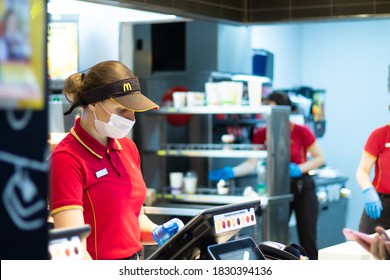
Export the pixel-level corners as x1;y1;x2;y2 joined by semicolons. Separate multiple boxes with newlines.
147;199;262;260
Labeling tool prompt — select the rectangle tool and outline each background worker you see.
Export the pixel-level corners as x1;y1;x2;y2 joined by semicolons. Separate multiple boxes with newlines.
209;91;325;260
356;123;390;234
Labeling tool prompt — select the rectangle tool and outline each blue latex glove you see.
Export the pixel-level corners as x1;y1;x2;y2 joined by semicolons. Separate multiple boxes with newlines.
289;163;302;178
152;218;184;247
363;186;383;219
208;166;235;182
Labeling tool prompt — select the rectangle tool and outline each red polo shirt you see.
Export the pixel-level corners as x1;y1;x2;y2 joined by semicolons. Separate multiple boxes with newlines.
252;122;316;165
364;124;390;194
49;118;146;260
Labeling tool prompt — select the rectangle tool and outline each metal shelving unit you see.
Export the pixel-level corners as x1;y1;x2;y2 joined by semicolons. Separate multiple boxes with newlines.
138;104;292;243
152;105;271;115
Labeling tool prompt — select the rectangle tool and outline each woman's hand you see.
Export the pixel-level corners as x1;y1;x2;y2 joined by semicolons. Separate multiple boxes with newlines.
370;226;390;260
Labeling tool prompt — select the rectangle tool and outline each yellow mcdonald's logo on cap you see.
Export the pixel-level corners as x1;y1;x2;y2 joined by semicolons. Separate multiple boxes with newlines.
123;83;132;92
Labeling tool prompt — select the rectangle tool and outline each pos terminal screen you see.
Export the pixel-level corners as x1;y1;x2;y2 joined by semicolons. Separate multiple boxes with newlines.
207;236;266;260
147;199;261;260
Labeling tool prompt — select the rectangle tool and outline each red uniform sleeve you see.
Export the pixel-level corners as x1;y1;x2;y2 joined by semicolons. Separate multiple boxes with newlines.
364;127;384;157
49;151;85;214
301;125;316;148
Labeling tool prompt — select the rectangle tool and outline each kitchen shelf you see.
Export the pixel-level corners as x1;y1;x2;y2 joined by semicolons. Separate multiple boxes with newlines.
141;105;291;193
213;119;265;125
151;105;272;115
156;143;267;158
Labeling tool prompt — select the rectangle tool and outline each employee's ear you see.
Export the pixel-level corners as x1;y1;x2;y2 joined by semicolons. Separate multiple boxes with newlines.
87;103;97;111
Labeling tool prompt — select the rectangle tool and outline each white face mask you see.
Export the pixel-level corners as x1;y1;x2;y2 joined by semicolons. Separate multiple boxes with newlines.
94;102;135;139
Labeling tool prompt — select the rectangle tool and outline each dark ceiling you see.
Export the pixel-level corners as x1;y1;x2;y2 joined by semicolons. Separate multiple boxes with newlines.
84;0;390;24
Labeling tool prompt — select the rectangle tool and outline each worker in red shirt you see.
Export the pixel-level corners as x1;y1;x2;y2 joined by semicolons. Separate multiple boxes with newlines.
356;123;390;234
50;60;183;260
209;92;325;260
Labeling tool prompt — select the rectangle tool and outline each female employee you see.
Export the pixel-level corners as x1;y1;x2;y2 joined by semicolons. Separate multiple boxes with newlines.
356;123;390;234
209;92;325;260
49;60;183;260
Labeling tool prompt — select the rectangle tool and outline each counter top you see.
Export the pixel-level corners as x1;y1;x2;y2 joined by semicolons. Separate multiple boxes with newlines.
150;105;272;115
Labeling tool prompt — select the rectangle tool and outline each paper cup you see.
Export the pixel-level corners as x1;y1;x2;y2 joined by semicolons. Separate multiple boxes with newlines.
232;82;244;106
247;81;262;106
187;91;205;106
169;172;184;194
219;82;235;105
184;176;197;194
172;92;187;108
219;81;243;106
205;82;221;105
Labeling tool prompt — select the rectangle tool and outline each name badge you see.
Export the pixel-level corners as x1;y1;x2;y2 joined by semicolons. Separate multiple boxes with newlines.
386;142;390;148
95;168;108;178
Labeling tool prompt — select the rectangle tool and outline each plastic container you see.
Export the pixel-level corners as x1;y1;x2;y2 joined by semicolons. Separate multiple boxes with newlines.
256;161;267;195
184;171;198;194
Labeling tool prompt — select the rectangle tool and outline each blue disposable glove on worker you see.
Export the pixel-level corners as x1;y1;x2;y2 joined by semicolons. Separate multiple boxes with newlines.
362;186;383;220
152;218;185;247
289;163;302;178
208;166;235;182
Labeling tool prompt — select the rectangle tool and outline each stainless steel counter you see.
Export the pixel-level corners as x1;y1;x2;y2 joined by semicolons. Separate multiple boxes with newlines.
144;194;263;216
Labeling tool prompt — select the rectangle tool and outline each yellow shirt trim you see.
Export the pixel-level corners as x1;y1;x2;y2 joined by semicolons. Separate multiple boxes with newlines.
363;150;377;160
50;205;83;216
114;138;123;150
85;189;98;260
70;128;103;159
